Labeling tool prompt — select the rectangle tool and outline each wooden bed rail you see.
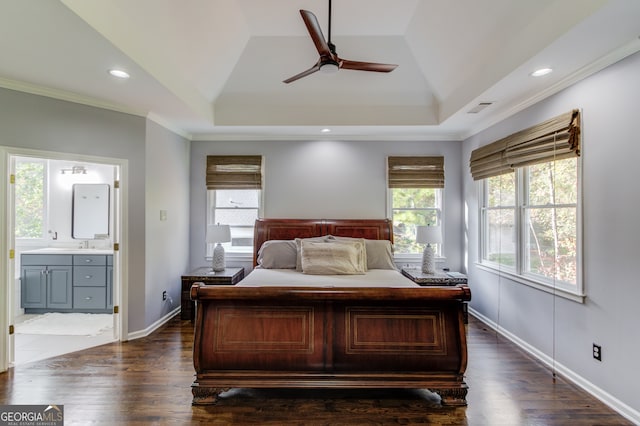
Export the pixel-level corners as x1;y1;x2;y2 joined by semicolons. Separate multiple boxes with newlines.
191;283;471;302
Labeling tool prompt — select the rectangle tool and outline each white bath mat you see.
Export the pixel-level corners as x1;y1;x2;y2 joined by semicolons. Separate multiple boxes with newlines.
15;313;113;336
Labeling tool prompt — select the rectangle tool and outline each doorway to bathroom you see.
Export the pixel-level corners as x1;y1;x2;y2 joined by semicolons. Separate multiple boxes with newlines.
1;148;127;368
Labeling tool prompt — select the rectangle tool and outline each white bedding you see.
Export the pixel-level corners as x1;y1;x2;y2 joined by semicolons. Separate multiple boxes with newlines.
238;268;418;288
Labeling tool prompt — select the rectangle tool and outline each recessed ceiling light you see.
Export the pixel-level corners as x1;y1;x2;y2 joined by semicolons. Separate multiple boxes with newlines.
531;68;553;77
108;69;130;79
321;128;331;133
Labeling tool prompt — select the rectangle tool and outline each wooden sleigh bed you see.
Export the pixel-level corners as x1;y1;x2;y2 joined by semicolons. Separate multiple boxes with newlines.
190;218;471;406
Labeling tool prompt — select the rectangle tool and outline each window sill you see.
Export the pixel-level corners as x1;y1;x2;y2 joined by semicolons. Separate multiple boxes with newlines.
475;263;585;303
207;252;253;263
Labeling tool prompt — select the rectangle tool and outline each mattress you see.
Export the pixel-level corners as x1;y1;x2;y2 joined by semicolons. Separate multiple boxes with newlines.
238;268;418;288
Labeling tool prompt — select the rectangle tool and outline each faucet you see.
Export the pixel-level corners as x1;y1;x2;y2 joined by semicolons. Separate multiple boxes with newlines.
79;240;89;249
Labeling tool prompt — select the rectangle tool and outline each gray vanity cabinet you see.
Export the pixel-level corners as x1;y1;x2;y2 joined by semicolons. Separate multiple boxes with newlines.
21;253;112;313
107;256;113;310
21;255;73;310
73;255;108;310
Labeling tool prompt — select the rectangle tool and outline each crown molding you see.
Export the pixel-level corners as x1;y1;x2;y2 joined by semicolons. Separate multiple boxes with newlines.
0;76;147;118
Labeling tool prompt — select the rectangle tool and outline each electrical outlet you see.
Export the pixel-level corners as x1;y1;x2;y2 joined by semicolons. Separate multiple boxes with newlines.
162;291;167;301
592;343;602;361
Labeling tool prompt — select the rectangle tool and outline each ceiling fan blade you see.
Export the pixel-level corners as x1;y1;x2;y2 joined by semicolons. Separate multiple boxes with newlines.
340;59;398;73
283;63;321;84
299;10;333;58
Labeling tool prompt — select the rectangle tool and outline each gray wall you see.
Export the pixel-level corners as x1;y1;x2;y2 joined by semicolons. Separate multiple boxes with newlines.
145;120;190;324
189;139;465;272
0;87;150;332
462;51;640;417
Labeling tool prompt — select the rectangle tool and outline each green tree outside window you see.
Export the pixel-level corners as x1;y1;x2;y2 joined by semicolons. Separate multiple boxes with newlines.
392;188;440;254
15;161;45;239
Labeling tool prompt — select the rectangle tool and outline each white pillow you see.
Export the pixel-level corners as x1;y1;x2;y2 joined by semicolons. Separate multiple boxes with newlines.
300;240;367;275
294;236;331;271
326;236;396;270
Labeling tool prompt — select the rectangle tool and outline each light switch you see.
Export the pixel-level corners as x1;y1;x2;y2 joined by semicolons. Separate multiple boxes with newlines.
160;210;167;221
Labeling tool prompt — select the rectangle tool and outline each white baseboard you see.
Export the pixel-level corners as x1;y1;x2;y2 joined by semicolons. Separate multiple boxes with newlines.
126;306;181;341
469;308;640;425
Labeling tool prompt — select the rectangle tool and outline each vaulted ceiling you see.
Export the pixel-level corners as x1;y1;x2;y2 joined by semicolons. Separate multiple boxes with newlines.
1;0;639;140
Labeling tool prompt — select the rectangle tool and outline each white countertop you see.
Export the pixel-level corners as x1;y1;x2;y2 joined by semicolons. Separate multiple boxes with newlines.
22;248;113;255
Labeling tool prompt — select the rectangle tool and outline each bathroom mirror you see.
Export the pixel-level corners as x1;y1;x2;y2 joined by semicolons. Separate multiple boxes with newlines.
72;183;110;239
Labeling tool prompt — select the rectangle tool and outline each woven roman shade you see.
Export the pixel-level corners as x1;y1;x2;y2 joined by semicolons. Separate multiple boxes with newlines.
388;156;445;188
206;155;262;190
470;109;581;180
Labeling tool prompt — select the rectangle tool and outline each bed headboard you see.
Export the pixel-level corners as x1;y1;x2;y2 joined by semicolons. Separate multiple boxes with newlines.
253;218;393;266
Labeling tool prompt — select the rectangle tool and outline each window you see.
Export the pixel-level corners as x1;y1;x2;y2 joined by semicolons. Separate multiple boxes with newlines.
472;110;582;296
482;173;516;268
524;158;578;285
387;156;444;255
206;189;260;254
205;156;263;255
15;158;47;240
391;187;442;254
480;158;579;290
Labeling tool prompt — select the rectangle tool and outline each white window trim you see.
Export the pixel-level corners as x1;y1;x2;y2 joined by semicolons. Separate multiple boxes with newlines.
477;160;584;303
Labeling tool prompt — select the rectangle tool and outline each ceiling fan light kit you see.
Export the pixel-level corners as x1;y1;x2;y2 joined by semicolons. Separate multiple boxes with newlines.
283;0;397;84
320;61;339;74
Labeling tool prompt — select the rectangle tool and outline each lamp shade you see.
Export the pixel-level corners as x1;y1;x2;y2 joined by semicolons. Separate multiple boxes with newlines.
206;224;231;244
416;225;442;245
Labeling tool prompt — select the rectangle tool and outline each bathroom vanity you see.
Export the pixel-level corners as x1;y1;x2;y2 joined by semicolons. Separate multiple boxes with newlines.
21;249;113;314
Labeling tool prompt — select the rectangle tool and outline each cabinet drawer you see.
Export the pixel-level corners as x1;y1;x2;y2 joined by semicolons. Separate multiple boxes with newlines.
73;255;107;266
74;266;106;286
22;254;72;266
74;287;106;309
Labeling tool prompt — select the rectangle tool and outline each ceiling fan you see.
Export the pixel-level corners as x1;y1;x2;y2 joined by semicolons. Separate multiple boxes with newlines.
283;0;398;84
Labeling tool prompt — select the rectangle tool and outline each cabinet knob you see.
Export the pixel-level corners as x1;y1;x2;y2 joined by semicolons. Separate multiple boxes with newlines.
85;259;92;263
85;297;92;300
85;275;92;279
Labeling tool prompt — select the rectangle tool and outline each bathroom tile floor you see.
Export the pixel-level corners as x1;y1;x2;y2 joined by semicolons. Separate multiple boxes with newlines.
12;314;115;366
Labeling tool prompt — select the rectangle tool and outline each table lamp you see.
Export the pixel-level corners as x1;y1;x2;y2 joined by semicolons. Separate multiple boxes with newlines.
206;224;231;272
416;225;442;274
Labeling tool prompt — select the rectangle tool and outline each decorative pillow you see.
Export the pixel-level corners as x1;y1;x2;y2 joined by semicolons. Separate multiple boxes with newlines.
326;236;396;270
300;240;367;275
295;236;331;271
257;240;297;269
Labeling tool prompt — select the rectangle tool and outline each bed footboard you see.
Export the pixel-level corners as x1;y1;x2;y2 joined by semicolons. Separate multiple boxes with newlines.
190;284;471;406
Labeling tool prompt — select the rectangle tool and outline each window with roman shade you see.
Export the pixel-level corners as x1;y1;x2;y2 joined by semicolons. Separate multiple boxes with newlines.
469;109;580;181
387;156;444;255
474;109;583;300
206;155;263;256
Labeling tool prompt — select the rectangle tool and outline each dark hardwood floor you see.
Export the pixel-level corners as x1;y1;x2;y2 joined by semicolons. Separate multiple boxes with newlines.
0;315;631;425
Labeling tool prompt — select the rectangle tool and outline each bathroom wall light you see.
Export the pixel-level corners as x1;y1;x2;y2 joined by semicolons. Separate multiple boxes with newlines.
61;166;87;175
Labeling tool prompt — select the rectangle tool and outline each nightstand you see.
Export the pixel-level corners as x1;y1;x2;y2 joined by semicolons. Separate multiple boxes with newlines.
402;268;468;323
401;267;467;286
181;267;244;321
